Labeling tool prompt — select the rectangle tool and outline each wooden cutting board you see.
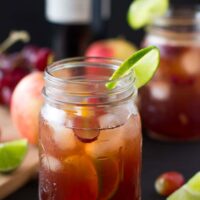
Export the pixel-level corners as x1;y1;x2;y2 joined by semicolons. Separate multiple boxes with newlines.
0;106;39;200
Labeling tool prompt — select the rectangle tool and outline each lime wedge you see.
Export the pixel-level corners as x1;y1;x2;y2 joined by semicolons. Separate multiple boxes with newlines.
0;139;28;173
187;172;200;193
167;172;200;200
127;0;169;29
106;46;160;89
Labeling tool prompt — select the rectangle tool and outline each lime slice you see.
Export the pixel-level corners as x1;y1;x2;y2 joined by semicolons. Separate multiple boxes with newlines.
167;172;200;200
127;0;169;29
187;172;200;193
0;139;28;173
106;46;160;89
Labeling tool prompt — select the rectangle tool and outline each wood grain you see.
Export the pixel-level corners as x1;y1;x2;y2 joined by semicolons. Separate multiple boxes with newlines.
0;106;38;200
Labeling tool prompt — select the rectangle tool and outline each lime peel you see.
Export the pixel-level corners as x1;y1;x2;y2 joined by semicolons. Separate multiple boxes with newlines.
106;46;160;89
187;172;200;193
0;139;28;173
127;0;169;29
167;172;200;200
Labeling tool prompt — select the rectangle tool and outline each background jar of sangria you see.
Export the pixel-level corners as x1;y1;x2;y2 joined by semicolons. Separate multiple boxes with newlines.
140;6;200;141
39;57;142;200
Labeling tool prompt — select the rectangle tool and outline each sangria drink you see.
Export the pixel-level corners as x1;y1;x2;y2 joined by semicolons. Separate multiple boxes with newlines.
39;58;142;200
140;7;200;141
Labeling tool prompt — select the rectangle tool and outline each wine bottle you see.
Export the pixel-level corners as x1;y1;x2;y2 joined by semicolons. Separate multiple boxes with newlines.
45;0;92;59
92;0;111;40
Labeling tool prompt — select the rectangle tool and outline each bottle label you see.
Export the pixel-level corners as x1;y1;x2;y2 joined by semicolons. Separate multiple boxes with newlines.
45;0;92;24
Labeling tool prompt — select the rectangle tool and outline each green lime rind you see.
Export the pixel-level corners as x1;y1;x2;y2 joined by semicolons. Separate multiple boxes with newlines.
167;186;200;200
167;172;200;200
0;139;28;173
187;172;200;193
127;0;169;29
106;46;160;89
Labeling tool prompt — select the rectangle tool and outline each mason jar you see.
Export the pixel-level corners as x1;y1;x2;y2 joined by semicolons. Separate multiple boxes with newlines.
140;6;200;141
39;57;142;200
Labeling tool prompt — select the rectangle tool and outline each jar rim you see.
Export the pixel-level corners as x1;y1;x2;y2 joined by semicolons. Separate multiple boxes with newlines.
146;6;200;43
45;56;135;86
44;57;136;106
152;5;200;27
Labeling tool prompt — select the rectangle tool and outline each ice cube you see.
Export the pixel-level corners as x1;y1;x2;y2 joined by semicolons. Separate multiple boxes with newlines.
114;103;138;120
98;113;121;129
85;126;124;158
41;104;66;125
42;155;63;172
51;124;76;150
181;49;200;75
99;103;137;130
150;81;170;100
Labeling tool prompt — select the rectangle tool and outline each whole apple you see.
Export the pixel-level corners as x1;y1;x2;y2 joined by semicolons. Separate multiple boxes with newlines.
85;38;137;76
11;72;44;145
85;38;137;60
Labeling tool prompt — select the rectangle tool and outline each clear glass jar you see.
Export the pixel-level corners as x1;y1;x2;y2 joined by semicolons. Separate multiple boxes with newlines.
141;6;200;141
39;57;142;200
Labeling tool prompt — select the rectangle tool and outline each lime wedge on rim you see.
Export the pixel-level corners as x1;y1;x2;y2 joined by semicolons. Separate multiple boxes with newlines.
167;172;200;200
127;0;169;29
106;46;160;89
0;139;28;173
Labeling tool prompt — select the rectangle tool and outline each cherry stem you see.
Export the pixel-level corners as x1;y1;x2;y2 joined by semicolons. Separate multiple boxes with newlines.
0;31;30;54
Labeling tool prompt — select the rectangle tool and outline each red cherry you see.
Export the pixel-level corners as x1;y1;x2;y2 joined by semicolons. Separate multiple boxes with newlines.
21;45;39;67
0;54;13;73
11;66;30;85
0;53;30;106
155;171;185;196
34;48;53;71
22;45;39;61
0;44;53;106
0;69;4;84
22;45;53;71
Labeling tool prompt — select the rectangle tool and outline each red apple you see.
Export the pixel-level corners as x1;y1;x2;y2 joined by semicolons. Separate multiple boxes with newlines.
85;38;137;60
11;72;44;145
85;38;137;76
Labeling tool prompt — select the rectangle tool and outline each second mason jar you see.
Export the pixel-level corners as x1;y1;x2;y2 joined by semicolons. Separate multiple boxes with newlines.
39;57;142;199
141;6;200;141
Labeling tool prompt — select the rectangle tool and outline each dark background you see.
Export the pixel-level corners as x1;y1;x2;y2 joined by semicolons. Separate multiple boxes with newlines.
0;0;199;49
2;0;200;199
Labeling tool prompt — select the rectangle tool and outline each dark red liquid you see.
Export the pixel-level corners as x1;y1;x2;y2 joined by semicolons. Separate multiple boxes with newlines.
39;109;142;200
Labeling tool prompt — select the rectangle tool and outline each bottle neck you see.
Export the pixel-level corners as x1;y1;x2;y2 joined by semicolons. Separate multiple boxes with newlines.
92;0;111;39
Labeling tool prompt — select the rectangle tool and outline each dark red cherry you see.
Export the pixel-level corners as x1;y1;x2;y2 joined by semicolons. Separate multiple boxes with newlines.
34;48;53;71
22;45;53;71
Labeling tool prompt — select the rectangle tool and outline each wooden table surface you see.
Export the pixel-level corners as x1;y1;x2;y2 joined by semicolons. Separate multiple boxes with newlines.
0;107;38;200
